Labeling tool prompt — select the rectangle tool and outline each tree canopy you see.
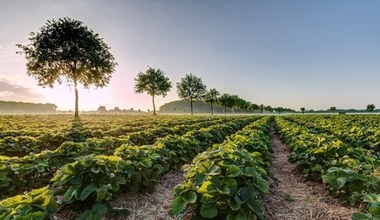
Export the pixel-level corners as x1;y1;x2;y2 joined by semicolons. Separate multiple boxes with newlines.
176;74;207;115
218;93;235;114
204;88;220;115
366;104;376;112
329;106;337;113
17;17;117;117
135;67;172;115
300;107;305;114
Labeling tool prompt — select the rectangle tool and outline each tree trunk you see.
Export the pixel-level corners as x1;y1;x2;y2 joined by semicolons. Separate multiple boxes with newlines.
224;105;227;115
74;81;79;118
152;95;156;115
190;99;193;115
210;101;214;115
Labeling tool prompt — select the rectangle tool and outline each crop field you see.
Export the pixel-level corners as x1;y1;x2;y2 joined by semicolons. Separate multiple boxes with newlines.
1;114;380;219
275;115;380;219
0;115;273;219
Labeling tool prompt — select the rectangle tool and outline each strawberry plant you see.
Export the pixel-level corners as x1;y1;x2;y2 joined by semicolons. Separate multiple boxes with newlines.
170;117;272;219
0;187;57;219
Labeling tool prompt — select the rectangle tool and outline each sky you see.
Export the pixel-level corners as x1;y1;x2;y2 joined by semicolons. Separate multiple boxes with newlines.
0;0;379;111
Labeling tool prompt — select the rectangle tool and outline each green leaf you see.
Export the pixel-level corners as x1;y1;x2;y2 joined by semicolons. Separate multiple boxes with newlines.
194;174;206;185
351;213;372;220
369;204;380;217
322;174;346;190
80;184;97;201
62;186;77;204
96;185;108;202
31;211;44;219
129;173;142;192
229;199;241;211
171;197;186;215
208;165;222;176
237;187;253;203
200;203;218;218
197;181;216;194
62;164;74;175
183;191;197;204
363;194;380;203
92;203;108;215
91;167;101;174
225;178;238;193
226;165;241;177
243;167;256;177
139;159;152;168
246;198;264;217
253;175;269;193
216;185;230;195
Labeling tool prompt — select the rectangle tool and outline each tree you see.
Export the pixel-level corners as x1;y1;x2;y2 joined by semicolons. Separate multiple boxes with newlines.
135;67;172;115
17;18;116;117
300;107;305;114
265;105;273;113
98;106;107;113
218;93;234;114
367;104;375;112
176;74;207;115
231;95;246;113
259;104;265;113
329;106;337;114
249;103;260;112
205;88;220;115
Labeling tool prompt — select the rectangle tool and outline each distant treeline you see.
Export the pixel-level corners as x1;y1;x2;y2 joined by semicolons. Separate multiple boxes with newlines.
159;100;297;114
159;100;228;114
0;101;57;114
306;109;379;113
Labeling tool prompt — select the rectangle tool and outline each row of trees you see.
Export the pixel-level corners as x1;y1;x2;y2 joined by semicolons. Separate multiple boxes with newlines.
300;104;377;114
135;67;283;115
16;17;292;117
0;101;57;114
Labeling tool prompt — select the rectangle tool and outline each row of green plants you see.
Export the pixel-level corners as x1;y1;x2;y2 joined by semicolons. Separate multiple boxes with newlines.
0;115;217;138
0;116;225;156
170;116;272;219
284;115;380;156
0;116;250;198
0;117;257;219
275;116;380;219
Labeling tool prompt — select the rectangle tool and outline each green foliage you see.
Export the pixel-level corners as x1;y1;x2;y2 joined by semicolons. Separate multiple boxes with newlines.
170;117;272;219
0;187;57;219
78;203;109;220
218;94;235;114
300;107;305;114
275;115;380;217
367;104;376;112
135;67;172;115
0;115;258;218
205;88;220;115
51;155;127;206
17;17;117;117
329;106;337;112
176;73;207;115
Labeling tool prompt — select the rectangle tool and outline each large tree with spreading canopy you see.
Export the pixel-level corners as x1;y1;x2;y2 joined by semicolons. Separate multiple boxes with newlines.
17;17;117;117
135;67;172;115
176;73;207;115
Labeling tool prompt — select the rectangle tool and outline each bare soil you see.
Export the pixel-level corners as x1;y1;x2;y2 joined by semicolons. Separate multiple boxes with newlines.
263;125;357;220
108;169;184;220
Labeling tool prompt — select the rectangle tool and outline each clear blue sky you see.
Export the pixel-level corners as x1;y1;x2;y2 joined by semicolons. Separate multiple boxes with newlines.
0;0;379;111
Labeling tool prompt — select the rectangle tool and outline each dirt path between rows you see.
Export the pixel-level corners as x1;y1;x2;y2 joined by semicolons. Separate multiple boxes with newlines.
263;124;357;220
